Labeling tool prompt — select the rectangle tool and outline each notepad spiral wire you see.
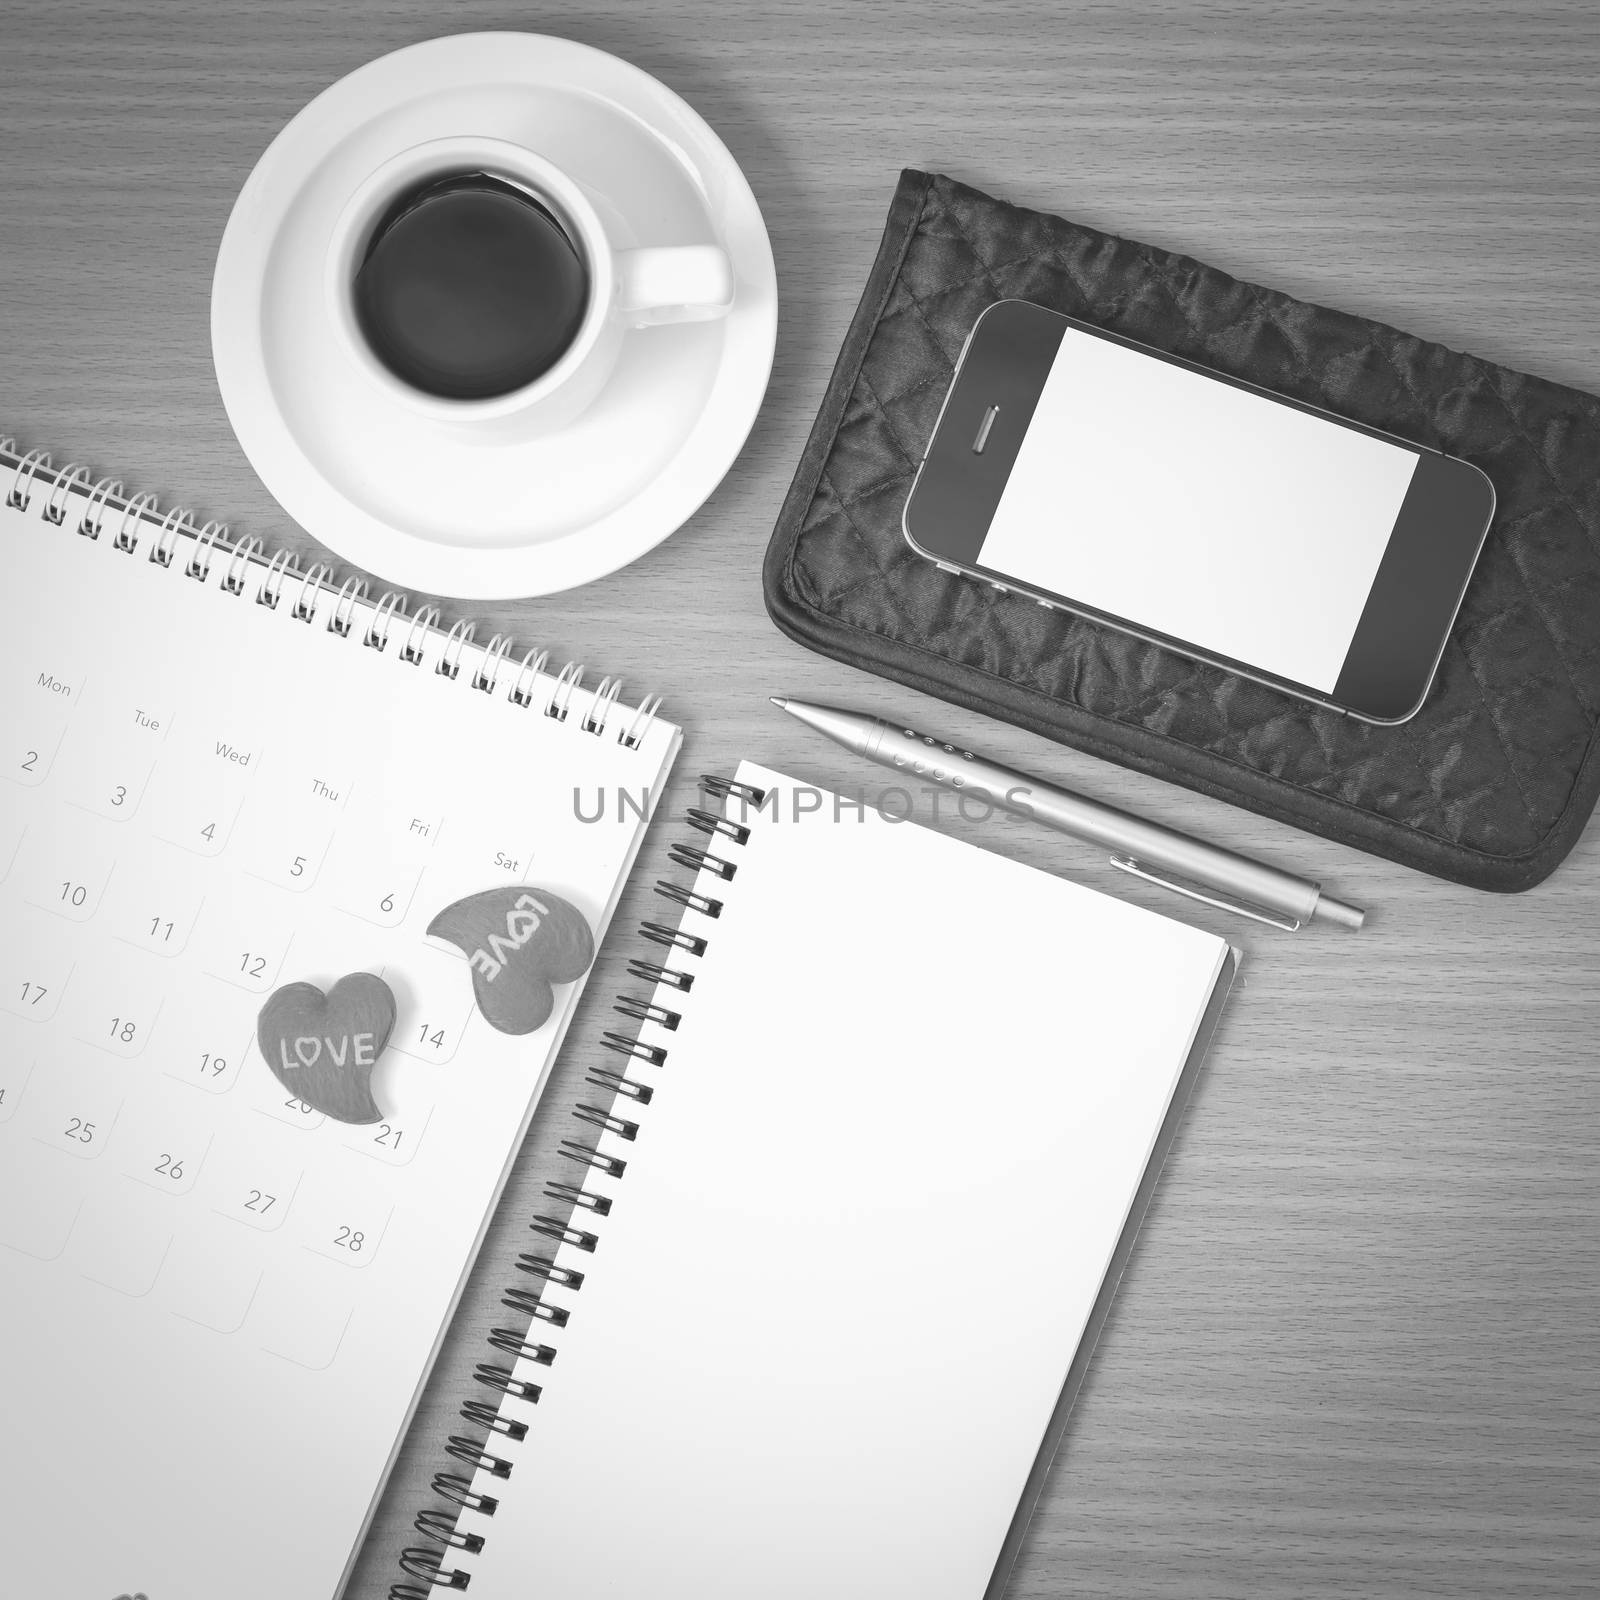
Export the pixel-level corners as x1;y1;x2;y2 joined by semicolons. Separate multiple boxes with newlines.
0;437;665;744
390;774;764;1598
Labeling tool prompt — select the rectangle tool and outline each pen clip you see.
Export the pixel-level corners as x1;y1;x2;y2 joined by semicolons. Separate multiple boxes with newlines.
1108;854;1303;932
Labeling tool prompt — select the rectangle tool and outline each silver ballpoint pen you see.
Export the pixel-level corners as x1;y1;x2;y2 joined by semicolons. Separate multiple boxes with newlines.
771;697;1365;932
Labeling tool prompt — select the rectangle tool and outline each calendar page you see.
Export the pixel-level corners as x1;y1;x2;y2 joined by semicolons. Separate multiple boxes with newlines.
0;478;680;1600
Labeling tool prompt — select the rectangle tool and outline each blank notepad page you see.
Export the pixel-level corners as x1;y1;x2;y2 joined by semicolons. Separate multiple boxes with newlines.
458;760;1230;1600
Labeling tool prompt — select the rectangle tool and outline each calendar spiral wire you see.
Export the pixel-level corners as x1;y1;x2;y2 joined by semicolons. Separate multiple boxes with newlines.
0;438;666;747
2;432;688;1599
387;774;763;1597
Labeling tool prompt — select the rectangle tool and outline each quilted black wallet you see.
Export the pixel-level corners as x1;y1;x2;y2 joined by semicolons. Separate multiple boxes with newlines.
764;169;1600;892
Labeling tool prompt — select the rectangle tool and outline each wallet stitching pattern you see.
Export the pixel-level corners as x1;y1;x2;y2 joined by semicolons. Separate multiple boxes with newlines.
786;544;1583;871
1483;366;1600;565
773;170;1600;881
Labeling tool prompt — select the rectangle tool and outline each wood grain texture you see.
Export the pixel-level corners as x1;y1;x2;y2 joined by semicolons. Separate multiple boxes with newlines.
1;2;1597;1595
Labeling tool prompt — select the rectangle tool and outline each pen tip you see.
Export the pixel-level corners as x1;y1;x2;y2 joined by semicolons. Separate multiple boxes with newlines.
769;696;788;709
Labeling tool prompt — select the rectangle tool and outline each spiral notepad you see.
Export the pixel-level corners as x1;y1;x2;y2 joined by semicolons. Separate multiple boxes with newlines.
395;762;1237;1600
0;439;681;1600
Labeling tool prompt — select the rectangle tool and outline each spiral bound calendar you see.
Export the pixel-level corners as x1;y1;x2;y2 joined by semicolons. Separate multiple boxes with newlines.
0;440;681;1600
394;762;1237;1600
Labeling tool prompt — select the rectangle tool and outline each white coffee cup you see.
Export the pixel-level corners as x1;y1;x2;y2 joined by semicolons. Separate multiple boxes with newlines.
324;135;735;431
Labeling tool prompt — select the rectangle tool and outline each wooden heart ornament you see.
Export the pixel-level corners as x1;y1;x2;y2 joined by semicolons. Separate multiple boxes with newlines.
427;886;595;1035
256;972;396;1124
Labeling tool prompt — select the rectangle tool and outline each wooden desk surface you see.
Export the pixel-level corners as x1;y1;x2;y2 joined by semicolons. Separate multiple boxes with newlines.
3;3;1597;1595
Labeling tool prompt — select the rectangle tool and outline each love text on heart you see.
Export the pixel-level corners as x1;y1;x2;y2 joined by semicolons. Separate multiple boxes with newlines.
467;891;551;984
278;1032;378;1071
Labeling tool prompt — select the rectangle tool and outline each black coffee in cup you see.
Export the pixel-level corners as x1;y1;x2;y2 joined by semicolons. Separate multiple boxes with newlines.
352;171;589;401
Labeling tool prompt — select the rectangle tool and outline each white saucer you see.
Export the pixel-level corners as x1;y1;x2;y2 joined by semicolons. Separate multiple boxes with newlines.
211;33;777;599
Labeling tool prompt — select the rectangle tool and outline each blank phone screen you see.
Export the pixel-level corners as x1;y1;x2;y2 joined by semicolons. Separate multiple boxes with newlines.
977;328;1421;693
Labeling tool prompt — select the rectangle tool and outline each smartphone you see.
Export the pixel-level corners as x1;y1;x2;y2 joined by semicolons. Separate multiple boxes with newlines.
902;300;1496;723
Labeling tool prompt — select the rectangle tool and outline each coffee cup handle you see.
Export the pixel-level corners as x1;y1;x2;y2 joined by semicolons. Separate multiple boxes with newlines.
616;246;735;325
